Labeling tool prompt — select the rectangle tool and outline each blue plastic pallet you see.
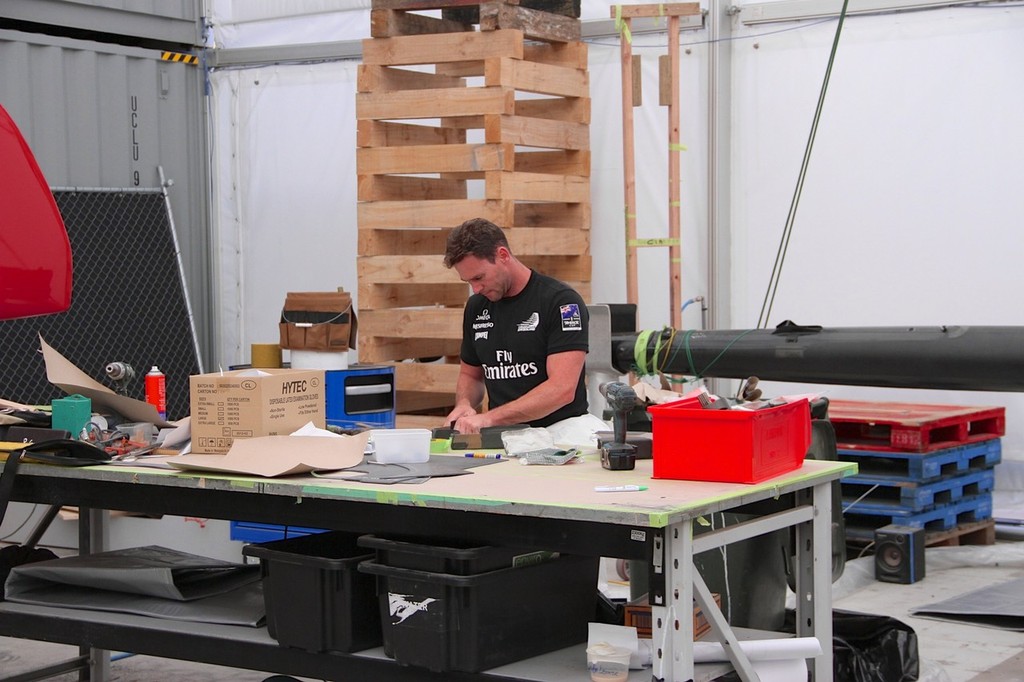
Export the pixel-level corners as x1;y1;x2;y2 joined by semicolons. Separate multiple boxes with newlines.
838;438;1001;482
842;468;995;513
844;493;992;534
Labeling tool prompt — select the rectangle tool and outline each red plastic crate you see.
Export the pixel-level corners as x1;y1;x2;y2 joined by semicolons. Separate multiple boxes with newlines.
649;398;811;483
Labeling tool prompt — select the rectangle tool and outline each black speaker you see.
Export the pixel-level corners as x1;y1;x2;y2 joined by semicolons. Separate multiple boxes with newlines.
874;525;926;584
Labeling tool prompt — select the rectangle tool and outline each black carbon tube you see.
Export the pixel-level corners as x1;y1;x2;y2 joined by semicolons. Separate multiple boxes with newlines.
611;325;1024;392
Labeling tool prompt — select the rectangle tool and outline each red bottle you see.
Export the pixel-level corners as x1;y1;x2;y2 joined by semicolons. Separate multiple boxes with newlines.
145;366;167;420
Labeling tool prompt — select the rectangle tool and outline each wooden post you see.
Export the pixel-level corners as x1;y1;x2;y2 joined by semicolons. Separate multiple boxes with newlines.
618;15;639;307
612;3;700;327
667;14;682;329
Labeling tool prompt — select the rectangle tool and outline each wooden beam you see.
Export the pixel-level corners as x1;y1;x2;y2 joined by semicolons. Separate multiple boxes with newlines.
485;114;589;150
514;150;590;176
357;142;514;175
357;120;465;147
359;282;469;309
485;57;588;97
356;87;515;120
370;8;472;37
358;174;467;202
611;2;701;18
515;96;590;124
514;201;589;228
484;170;589;202
359;336;460;363
358;254;460;285
357;198;512;229
357;64;464;93
360;308;464;339
361;29;524;66
479;3;580;42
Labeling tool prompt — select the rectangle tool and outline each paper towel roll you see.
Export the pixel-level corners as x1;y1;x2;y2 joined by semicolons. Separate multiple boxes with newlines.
251;343;282;368
290;349;349;370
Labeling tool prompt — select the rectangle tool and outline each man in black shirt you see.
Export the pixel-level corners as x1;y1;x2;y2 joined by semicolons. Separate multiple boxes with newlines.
442;218;589;434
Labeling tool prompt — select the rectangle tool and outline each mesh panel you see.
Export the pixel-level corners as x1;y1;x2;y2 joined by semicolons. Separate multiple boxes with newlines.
0;189;201;421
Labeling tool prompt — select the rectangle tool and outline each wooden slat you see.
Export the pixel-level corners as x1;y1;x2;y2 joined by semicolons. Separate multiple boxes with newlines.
360;307;464;339
485;114;588;150
357;143;514;174
479;3;580;42
396;413;450;429
360;336;461;363
359;254;460;284
357;198;512;229
517;254;591;281
610;2;701;18
395;361;462;392
397;391;458;413
359;282;469;309
359;227;450;255
435;61;485;78
485;170;589;202
438;115;485;130
370;8;472;37
514;201;589;228
523;41;587;69
357;87;514;120
520;0;580;18
357;120;465;147
485;58;588;97
361;29;524;66
507;226;589;254
514;150;590;176
515;97;590;124
358;175;467;201
357;64;465;93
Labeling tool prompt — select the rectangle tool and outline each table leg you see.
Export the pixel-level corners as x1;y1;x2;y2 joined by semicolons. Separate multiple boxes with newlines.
795;482;834;681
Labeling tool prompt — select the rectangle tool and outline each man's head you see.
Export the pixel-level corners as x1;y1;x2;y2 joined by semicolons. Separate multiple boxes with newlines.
443;218;510;268
444;218;525;301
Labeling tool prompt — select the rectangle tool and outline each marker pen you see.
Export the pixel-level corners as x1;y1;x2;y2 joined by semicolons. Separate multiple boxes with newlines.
465;453;502;459
594;485;648;492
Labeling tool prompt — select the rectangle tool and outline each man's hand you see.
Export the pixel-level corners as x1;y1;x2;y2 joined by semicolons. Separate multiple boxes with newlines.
450;412;494;435
443;405;478;432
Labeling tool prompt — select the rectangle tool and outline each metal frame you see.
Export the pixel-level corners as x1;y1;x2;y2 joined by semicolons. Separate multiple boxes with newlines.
0;459;849;681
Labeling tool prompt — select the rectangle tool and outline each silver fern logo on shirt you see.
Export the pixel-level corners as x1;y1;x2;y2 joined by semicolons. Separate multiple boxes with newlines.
517;312;540;332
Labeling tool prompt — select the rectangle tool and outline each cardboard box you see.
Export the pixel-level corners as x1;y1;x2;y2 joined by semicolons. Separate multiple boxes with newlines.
189;369;325;454
279;290;358;352
624;593;720;640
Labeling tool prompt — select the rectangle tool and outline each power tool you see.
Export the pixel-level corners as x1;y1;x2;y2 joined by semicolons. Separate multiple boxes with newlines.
599;381;641;470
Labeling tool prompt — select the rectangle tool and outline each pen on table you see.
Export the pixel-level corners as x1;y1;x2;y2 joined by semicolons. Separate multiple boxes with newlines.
465;453;502;459
594;485;648;492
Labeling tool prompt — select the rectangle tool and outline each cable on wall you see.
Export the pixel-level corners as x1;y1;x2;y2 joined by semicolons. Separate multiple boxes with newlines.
756;0;853;329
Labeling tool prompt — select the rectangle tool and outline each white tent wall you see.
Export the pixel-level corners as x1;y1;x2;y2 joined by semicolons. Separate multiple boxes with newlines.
205;2;1024;465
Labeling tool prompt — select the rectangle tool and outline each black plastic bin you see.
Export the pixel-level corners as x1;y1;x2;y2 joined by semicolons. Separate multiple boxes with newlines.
357;534;555;575
242;531;381;653
358;553;599;673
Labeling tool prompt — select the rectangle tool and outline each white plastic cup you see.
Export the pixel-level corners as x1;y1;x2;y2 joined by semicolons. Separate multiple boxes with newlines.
586;643;631;682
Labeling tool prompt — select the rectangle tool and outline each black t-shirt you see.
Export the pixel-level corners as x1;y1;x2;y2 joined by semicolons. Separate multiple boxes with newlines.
460;271;589;427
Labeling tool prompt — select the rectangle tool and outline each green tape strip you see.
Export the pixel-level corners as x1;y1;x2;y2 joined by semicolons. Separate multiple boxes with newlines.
629;238;681;247
670;143;688;151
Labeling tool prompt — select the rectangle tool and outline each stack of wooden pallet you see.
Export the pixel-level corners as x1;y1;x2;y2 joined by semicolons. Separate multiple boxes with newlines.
830;400;1005;549
356;0;592;426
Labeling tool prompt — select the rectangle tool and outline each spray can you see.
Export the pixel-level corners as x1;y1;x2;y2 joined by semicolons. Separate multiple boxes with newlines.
145;366;167;421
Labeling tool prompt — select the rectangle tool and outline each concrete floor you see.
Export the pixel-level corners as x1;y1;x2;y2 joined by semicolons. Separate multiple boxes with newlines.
3;542;1023;681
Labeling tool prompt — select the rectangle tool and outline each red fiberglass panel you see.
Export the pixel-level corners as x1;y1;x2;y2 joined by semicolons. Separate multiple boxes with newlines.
0;103;72;320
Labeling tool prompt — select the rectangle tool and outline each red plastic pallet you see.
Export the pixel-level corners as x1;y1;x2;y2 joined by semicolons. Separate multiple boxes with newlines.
829;400;1005;453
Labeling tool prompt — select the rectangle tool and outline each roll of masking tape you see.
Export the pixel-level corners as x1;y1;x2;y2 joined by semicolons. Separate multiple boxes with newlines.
251;343;282;368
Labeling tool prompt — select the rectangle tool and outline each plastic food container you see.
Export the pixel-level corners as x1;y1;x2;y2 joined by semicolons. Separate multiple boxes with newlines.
369;428;431;463
586;643;631;682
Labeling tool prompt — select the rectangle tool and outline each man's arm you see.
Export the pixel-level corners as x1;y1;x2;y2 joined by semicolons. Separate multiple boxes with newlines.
451;350;586;434
444;361;486;427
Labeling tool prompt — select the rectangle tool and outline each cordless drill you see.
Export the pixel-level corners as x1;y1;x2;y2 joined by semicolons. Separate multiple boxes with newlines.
600;381;640;470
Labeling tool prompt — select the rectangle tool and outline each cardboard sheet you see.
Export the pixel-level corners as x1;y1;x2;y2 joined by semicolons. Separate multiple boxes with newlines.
167;431;369;477
40;335;175;428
